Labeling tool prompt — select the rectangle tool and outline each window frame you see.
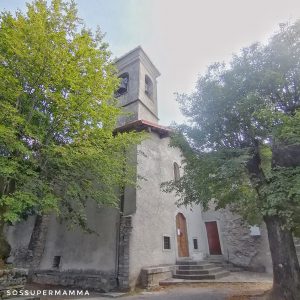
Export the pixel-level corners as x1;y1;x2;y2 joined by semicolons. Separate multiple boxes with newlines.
52;255;61;268
162;235;172;251
145;74;153;100
115;72;129;97
192;237;199;251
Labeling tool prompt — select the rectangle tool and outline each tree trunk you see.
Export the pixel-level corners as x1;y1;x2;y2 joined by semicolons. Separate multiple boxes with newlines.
264;215;300;300
0;220;11;261
0;177;14;262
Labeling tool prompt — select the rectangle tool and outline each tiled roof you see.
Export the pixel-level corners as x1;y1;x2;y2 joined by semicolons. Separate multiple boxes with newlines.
115;119;171;138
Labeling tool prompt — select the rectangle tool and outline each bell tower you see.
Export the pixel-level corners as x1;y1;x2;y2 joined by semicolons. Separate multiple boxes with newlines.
115;46;160;126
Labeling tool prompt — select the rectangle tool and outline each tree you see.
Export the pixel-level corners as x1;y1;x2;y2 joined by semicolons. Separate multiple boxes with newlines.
0;0;142;260
163;22;300;300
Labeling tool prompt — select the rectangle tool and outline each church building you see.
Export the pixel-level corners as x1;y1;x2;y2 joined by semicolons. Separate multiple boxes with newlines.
5;47;275;292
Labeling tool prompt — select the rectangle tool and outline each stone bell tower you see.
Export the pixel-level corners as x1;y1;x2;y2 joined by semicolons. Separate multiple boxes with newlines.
115;46;160;126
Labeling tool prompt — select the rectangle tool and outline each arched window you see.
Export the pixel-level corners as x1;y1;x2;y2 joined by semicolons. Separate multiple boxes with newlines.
145;75;153;99
115;73;129;97
174;162;180;181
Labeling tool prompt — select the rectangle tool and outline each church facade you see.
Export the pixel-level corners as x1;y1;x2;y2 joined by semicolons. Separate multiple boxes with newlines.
5;47;273;291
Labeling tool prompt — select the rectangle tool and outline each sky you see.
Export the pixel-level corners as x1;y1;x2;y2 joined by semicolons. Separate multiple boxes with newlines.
1;0;300;125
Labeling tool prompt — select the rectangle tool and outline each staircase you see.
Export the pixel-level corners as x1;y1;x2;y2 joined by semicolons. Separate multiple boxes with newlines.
207;255;244;272
173;259;230;280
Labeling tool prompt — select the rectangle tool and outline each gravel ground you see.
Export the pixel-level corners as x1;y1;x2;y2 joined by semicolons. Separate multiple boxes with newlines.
81;283;271;300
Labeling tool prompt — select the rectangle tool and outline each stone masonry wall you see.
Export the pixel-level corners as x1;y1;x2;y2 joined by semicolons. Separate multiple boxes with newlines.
31;269;116;292
0;268;28;299
7;215;50;270
0;269;28;288
117;216;132;291
220;209;268;271
202;207;272;273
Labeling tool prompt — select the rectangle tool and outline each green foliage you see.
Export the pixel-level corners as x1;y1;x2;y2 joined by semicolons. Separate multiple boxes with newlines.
163;21;300;232
0;0;142;227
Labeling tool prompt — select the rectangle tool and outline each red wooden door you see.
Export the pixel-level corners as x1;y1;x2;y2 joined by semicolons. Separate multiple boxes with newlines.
205;221;222;255
176;213;189;257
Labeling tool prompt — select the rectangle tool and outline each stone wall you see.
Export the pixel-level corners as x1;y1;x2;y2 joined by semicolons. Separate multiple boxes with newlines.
7;207;121;292
140;265;174;289
0;268;28;289
220;210;268;271
30;269;116;292
39;206;119;272
7;247;33;269
5;216;36;268
202;207;272;273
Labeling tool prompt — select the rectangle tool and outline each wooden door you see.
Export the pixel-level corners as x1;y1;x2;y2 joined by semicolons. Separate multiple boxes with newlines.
205;221;222;255
176;213;189;257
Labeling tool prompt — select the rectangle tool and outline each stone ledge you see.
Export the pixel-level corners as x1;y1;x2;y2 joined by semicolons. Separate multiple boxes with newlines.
30;269;117;292
0;268;28;288
141;265;174;288
0;269;28;299
142;265;175;275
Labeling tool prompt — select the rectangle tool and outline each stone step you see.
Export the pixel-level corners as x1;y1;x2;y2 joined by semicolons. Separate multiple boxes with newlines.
176;260;210;266
176;267;224;275
173;270;230;280
176;263;216;270
207;255;224;262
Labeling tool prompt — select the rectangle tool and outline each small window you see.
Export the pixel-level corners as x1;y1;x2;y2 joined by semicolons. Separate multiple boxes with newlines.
193;238;198;250
145;75;153;99
53;256;61;268
174;162;180;181
163;236;171;250
115;73;129;97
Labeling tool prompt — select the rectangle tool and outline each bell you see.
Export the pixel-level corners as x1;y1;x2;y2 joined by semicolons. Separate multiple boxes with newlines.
120;77;128;89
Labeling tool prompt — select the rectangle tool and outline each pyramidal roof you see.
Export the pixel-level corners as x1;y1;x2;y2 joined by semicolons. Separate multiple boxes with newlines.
115;46;161;78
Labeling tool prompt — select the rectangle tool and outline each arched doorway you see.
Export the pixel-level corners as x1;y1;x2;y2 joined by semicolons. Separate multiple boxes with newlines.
176;213;189;257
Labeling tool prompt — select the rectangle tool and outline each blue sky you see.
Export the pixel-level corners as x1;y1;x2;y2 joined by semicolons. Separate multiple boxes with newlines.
1;0;300;125
76;0;153;57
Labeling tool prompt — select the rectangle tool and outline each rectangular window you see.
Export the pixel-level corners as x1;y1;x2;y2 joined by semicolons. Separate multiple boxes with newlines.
53;256;61;268
193;238;198;250
163;236;171;250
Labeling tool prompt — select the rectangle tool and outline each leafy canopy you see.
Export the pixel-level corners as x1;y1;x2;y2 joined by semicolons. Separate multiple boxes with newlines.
0;0;142;227
163;21;300;231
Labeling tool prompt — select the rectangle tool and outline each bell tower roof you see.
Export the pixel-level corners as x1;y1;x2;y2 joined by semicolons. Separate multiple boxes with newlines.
115;46;161;78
